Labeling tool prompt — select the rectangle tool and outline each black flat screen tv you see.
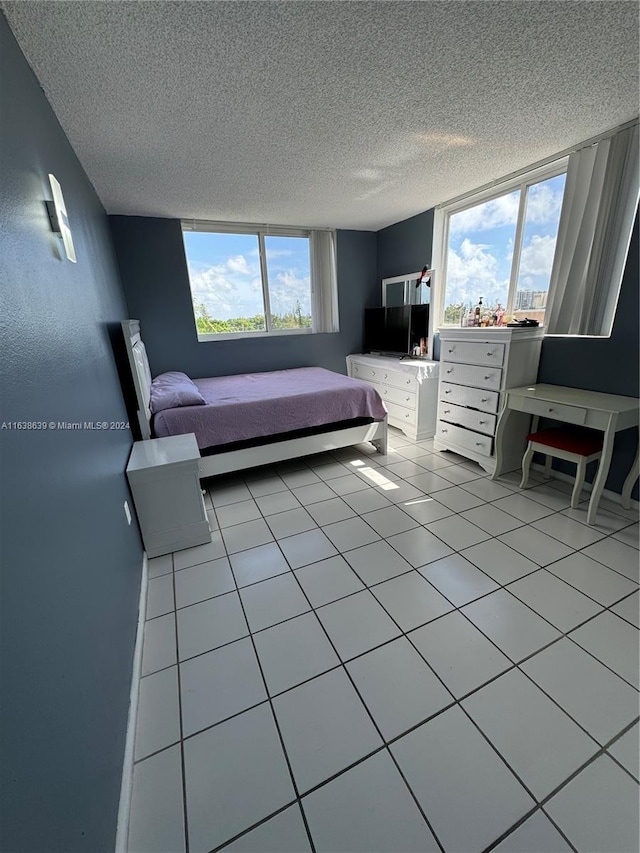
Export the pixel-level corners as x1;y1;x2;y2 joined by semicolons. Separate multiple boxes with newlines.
364;305;429;356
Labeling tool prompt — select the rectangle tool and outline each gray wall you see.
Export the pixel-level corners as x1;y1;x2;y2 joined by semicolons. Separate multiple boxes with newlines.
110;216;378;378
0;15;143;852
374;206;640;498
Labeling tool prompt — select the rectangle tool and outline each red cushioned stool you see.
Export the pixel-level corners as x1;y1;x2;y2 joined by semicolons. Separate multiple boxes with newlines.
519;427;604;508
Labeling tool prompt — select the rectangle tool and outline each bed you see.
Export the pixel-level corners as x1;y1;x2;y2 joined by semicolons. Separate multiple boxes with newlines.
122;320;388;478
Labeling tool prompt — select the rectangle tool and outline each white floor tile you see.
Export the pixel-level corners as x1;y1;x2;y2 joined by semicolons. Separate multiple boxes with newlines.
492;811;573;852
546;551;637;606
581;537;640;582
417;453;457;471
174;557;235;608
462;669;598;800
295;555;365;607
316;590;401;661
522;638;640;746
531;512;605;550
210;481;253;507
134;667;180;761
403;471;453;494
302;750;440;852
266;507;317;539
462;590;561;663
291;481;336;505
322;516;380;552
281;469;322;489
611;590;640;627
147;553;173;579
341;487;394;514
216;498;261;529
184;704;295;852
562;504;632;534
146;574;175;619
229;542;291;588
180;637;266;736
460;503;524;536
255;489;301;516
391;706;534;853
459;477;514;502
240;573;310;633
253;611;340;696
426;515;490;550
400;496;455;524
246;474;287;498
375;480;427;505
329;473;372;496
278;529;338;569
607;722;639;781
173;532;226;570
224;806;311;853
613;521;640;549
346;637;453;740
430;485;485;512
371;571;453;631
410;611;511;698
141;613;176;676
128;746;185;853
460;539;539;585
569;611;640;688
498;526;575;567
361;505;418;538
272;668;382;793
507;569;602;632
312;461;352;481
525;483;573;511
176;591;248;661
305;496;356;526
343;539;414;586
493;493;554;523
222;518;274;555
545;755;640;853
587;497;639;522
419;553;499;606
386;526;453;568
384;458;433;479
436;463;484;485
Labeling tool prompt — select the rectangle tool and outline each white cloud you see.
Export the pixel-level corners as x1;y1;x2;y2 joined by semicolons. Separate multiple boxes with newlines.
445;238;510;308
449;191;520;234
189;253;263;318
525;181;565;224
519;233;557;278
269;269;311;316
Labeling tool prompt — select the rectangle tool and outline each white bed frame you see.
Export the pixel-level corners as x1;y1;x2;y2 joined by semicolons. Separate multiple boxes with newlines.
121;320;388;478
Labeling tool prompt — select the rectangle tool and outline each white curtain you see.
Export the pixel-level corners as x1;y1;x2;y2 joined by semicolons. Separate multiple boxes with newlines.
310;230;339;333
545;124;639;336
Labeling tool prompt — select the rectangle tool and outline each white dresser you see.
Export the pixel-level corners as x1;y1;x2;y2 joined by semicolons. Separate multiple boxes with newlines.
346;354;440;441
434;327;544;474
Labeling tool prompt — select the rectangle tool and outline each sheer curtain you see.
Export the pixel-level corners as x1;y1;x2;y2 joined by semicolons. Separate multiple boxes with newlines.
545;123;639;336
310;230;339;333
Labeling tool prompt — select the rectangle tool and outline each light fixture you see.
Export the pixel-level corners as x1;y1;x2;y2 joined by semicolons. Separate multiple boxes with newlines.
45;173;76;262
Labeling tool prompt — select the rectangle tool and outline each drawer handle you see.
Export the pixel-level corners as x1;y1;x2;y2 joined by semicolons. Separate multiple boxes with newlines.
486;351;494;356
405;413;410;419
475;442;483;446
372;371;376;376
444;390;451;395
406;379;411;385
479;420;486;425
448;348;454;353
441;428;448;433
447;369;453;374
443;409;451;414
484;375;492;380
481;397;488;402
405;396;411;402
383;389;388;395
384;373;388;379
548;407;554;413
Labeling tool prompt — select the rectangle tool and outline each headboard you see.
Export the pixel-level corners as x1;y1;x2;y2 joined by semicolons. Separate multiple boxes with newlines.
121;319;152;440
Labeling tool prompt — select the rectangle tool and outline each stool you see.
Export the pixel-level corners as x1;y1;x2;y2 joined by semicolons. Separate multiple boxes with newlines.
520;427;604;508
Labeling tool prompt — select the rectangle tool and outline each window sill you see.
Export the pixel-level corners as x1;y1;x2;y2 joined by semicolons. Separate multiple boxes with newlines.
196;328;315;343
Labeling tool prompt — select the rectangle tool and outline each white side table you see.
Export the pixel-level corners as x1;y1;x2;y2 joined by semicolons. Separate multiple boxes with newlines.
126;433;211;558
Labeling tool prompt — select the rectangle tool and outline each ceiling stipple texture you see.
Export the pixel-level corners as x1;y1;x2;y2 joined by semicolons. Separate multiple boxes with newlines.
3;1;638;230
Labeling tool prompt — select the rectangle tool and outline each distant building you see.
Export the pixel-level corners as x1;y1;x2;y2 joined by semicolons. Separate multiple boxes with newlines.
515;290;547;311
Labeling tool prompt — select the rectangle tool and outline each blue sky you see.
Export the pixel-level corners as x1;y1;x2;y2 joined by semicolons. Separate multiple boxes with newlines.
444;173;567;312
183;232;311;320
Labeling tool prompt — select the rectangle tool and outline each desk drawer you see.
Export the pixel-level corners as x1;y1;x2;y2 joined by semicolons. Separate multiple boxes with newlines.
441;341;505;367
436;421;493;457
387;400;417;427
440;382;500;414
379;385;417;409
439;402;496;436
440;362;502;391
512;396;588;426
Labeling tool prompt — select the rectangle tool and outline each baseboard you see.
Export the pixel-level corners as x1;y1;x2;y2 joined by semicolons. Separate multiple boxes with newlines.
531;463;640;510
115;553;148;853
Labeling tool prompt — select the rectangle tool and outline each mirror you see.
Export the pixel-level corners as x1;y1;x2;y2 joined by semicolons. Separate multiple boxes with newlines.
382;269;433;307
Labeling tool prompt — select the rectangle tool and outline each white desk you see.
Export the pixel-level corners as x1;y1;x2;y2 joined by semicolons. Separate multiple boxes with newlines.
493;383;639;524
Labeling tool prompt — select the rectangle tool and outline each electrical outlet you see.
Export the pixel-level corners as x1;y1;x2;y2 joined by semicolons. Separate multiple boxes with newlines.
124;500;132;525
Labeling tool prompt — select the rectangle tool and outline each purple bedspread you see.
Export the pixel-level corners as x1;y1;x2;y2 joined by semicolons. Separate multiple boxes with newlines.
153;367;386;449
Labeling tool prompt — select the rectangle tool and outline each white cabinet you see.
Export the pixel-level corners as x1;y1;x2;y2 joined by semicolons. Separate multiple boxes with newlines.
346;354;440;441
126;433;211;558
434;327;544;474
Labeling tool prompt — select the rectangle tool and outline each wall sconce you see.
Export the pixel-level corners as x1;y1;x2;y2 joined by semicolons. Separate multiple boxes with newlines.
45;173;76;263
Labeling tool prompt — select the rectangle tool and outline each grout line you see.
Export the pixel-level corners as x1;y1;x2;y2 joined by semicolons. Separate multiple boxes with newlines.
170;551;191;853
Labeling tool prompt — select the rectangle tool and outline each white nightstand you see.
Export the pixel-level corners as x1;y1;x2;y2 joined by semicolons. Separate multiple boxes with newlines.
126;433;211;558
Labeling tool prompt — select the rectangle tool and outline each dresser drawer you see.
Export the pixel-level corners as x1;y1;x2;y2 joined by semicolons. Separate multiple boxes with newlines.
440;382;500;414
440;362;502;391
436;421;493;457
351;362;417;393
439;402;497;436
510;395;588;426
379;384;417;409
441;341;505;367
387;400;417;427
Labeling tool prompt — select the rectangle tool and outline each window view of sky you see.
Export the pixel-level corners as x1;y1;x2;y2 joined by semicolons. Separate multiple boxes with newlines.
183;231;311;325
443;173;566;322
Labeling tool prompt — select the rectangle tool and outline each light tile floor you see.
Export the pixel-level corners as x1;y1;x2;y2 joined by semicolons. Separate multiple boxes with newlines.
130;429;639;853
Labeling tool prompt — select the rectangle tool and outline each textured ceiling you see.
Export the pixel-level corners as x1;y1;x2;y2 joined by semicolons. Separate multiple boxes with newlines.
3;1;639;230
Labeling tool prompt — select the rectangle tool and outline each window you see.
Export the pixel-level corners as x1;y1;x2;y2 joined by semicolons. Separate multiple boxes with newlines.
182;222;338;340
435;162;568;328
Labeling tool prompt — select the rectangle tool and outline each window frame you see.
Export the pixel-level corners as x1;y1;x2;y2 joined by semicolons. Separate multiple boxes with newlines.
182;219;335;342
431;157;569;332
